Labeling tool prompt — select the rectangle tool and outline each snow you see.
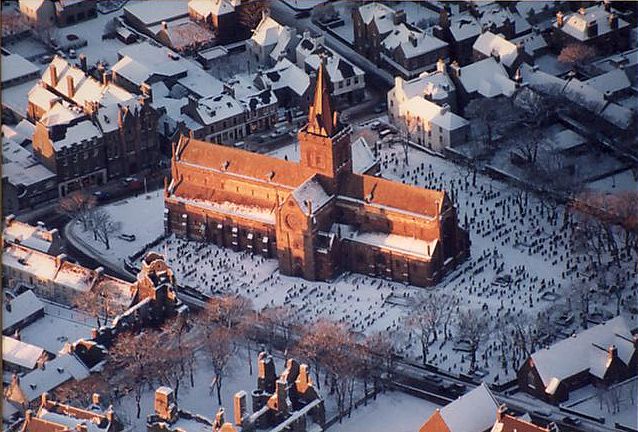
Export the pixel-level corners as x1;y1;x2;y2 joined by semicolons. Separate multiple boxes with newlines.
330;391;439;432
123;0;188;26
473;32;518;68
439;384;498;432
292;177;332;216
113;42;189;87
19;309;94;355
4;221;53;253
39;409;105;432
2;290;44;333
2;336;44;370
345;230;438;260
252;16;286;47
176;196;276;224
1;53;39;84
40;102;84;127
587;169;638;194
558;5;630;42
458;58;515;98
351;137;377;174
530;316;634;388
511;32;549;58
3;79;40;118
565;378;637;429
51;119;101;151
381;25;447;59
2;138;56;187
448;15;481;42
262;59;310;97
15;353;89;403
195;93;244;126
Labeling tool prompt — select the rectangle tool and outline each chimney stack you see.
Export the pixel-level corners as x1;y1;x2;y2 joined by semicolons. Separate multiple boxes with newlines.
214;407;225;429
92;393;101;407
607;344;618;361
154;387;177;422
79;53;87;73
55;254;67;268
450;61;461;78
275;379;288;416
393;10;406;25
67;75;75;99
496;404;507;422
233;391;247;426
103;71;112;86
25;410;33;423
608;13;618;30
161;21;168;31
50;64;58;87
436;58;446;74
556;11;564;27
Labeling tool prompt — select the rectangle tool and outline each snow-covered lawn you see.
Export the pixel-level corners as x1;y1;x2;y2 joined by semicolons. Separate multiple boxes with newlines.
565;378;638;429
72;137;637;385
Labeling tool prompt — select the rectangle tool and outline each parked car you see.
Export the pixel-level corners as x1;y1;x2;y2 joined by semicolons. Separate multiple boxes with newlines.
92;191;110;202
118;233;136;242
120;176;142;190
562;416;582;426
295;10;310;19
370;121;381;131
373;103;387;113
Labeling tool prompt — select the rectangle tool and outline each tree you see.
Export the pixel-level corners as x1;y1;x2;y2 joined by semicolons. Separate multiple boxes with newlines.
456;309;491;373
558;43;598;66
107;331;163;418
91;208;121;250
570;281;595;329
73;282;118;328
399;112;418;165
53;374;110;406
360;331;397;401
238;0;270;30
257;305;296;355
58;191;96;230
204;326;235;406
515;129;544;166
408;292;443;364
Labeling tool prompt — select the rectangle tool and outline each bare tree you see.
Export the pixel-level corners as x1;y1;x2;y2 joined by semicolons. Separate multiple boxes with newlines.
456;309;491;373
58;191;96;230
73;283;117;328
238;0;270;30
558;43;598;67
107;331;163;418
91;208;121;250
569;281;595;329
408;292;443;364
203;326;235;406
257;305;296;356
361;331;396;401
53;374;110;406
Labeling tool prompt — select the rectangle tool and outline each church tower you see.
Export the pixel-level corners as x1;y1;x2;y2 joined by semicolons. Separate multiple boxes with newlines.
298;59;352;191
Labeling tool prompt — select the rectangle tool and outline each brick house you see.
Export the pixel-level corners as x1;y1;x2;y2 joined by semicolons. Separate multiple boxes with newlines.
517;316;638;404
164;61;469;287
53;0;97;27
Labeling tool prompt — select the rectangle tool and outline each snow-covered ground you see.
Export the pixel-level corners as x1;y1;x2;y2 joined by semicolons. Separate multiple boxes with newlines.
72;128;637;386
565;378;638;429
587;168;638;194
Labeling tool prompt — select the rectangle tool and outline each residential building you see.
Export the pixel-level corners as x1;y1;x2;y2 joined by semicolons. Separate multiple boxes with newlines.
388;61;469;151
53;0;97;27
491;405;557;432
473;31;531;76
248;12;297;66
18;0;55;28
299;37;365;105
352;2;403;64
147;353;325;432
1;53;39;89
433;10;482;66
448;57;516;108
164;61;469;287
3;216;63;255
518;316;638;404
255;58;311;110
155;20;216;55
2;137;57;213
188;0;247;43
2;290;45;336
225;76;279;135
123;1;189;39
181;93;246;144
419;383;499;432
553;4;631;54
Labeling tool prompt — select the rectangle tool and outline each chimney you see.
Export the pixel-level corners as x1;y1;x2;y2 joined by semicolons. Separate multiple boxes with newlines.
5;214;16;225
393;10;406;25
41;392;48;407
214;407;225;429
556;11;564;27
234;391;247;426
408;32;418;48
578;7;586;15
496;404;507;422
607;344;618;361
262;8;269;21
92;393;101;407
439;9;449;28
275;379;288;416
603;0;611;12
50;64;58;87
75;424;88;432
67;75;75;99
79;53;87;73
25;410;33;423
296;363;311;393
450;61;461;78
161;21;168;31
587;20;598;38
608;13;618;30
103;71;112;86
105;408;114;424
55;253;67;268
436;58;446;74
516;42;524;57
154;387;176;421
5;299;11;313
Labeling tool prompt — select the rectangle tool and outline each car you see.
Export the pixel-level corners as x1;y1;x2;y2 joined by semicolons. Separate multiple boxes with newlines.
562;416;582;426
118;233;136;242
40;54;54;64
425;373;442;384
370;121;381;131
295;10;310;19
233;141;245;148
92;191;111;202
373;103;387;113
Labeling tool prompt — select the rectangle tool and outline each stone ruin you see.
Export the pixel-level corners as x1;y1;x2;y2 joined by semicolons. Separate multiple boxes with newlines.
147;352;325;432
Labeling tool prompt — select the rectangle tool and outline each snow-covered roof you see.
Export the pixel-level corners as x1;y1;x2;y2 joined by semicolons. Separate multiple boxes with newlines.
2;336;45;370
13;353;89;403
586;69;631;95
189;0;235;17
38;409;108;432
292;176;332;215
399;69;455;101
262;58;310;97
252;15;286;47
1;53;39;84
431;109;469;130
3;219;55;254
382;24;447;59
2;138;56;187
28;84;61;111
124;0;188;26
458;57;516;97
358;2;396;35
473;31;519;67
351;137;377;174
477;3;530;35
195;93;244;126
2;119;36;145
305;47;363;83
439;383;499;432
530;316;635;388
51;119;101;151
177;63;224;99
557;4;630;42
159;19;215;51
2;290;44;333
449;15;481;42
113;42;189;86
175;197;276;224
342;228;438;260
40;102;85;127
547;128;587;153
511;31;548;58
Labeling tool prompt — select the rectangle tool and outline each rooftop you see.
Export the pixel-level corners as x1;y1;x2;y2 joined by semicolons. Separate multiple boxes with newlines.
1;53;39;84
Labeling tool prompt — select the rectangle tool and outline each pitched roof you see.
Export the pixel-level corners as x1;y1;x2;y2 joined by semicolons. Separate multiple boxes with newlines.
491;413;551;432
2;290;45;333
558;4;629;41
440;383;499;432
473;31;519;67
1;53;39;84
530;316;635;389
458;57;516;98
291;175;333;215
252;15;285;47
2;336;45;369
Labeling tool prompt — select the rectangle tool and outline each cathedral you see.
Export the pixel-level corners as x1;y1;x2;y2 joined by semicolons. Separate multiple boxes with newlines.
164;61;469;287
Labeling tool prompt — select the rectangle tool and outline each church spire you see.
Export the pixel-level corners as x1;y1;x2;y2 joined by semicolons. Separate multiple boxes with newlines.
307;57;339;137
